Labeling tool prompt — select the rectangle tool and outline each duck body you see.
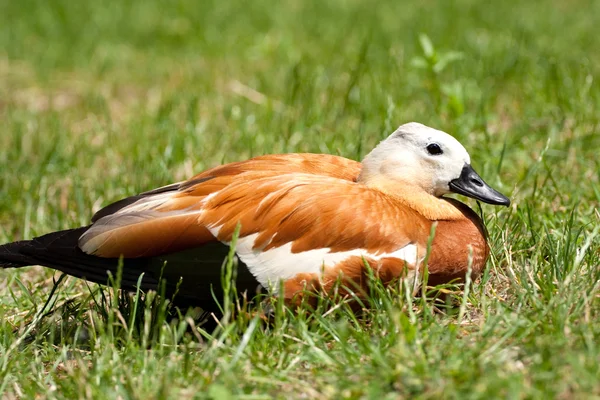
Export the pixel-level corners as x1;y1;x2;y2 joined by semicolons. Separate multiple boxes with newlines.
0;123;509;312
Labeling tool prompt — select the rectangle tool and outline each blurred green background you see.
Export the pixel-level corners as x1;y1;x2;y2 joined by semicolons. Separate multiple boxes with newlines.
1;0;599;398
2;0;599;236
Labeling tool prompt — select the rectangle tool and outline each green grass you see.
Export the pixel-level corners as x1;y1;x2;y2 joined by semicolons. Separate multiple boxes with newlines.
1;0;600;397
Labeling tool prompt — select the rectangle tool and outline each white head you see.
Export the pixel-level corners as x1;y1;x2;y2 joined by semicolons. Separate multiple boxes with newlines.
360;122;509;205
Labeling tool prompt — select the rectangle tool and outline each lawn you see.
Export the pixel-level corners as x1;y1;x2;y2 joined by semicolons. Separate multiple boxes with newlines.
1;0;600;398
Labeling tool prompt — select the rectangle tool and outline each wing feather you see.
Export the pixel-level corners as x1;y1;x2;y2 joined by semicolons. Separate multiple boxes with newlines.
199;174;426;254
80;212;213;257
80;154;362;258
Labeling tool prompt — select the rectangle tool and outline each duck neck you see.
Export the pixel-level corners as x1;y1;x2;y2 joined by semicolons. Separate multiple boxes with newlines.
358;174;466;221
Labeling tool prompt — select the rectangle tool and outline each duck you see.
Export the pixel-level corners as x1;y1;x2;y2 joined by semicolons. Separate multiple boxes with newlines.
0;122;510;313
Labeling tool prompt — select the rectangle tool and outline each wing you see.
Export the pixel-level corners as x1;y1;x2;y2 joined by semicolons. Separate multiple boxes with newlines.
79;151;429;286
79;154;361;258
196;174;431;288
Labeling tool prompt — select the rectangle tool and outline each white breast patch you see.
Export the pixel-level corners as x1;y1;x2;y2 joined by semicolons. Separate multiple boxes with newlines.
208;226;421;292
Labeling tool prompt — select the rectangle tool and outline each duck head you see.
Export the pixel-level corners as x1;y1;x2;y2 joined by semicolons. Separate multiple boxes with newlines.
359;122;510;206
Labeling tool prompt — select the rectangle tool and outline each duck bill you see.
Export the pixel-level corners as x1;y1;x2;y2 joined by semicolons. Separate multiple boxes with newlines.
449;164;510;206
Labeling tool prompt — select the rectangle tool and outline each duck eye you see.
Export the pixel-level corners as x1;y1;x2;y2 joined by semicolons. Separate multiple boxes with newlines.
426;143;443;155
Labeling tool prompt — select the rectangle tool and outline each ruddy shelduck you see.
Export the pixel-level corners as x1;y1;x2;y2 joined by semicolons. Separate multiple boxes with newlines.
0;122;510;312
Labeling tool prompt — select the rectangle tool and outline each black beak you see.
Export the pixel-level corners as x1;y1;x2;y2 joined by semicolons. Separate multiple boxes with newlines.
449;164;510;206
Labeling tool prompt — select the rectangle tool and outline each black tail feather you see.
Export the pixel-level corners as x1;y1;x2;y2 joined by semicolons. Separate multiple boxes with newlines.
0;228;261;312
0;227;160;293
